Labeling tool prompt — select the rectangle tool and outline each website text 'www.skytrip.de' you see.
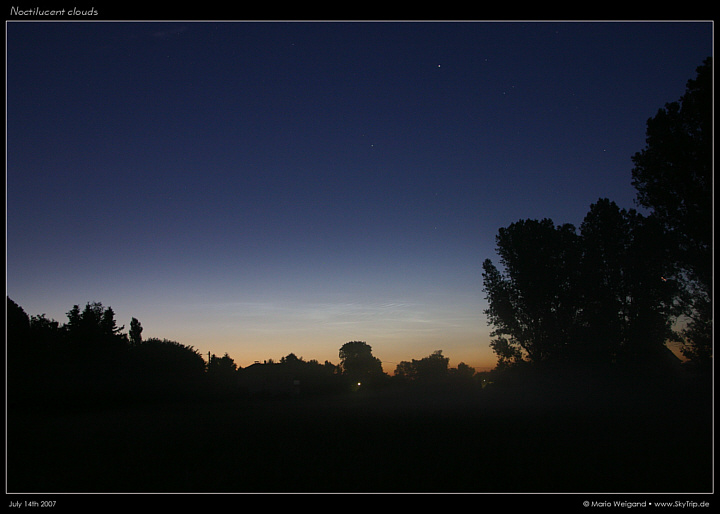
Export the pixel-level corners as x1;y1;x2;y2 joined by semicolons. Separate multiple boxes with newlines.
586;501;711;508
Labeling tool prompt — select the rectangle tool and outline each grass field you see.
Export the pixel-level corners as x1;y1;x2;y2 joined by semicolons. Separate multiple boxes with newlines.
7;376;712;494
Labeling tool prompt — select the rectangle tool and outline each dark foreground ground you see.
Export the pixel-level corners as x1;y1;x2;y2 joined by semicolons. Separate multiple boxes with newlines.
7;374;712;494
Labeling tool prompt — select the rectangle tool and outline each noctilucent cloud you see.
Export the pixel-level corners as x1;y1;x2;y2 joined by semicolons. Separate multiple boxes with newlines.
6;21;712;371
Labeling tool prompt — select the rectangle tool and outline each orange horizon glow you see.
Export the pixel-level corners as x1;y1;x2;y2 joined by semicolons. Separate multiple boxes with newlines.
152;328;499;374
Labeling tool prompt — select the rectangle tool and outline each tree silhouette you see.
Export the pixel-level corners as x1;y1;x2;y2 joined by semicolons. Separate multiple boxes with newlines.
64;301;127;348
125;337;207;396
575;199;630;364
8;298;61;360
208;352;238;374
394;350;450;383
483;203;682;371
7;297;38;408
338;341;384;388
393;360;416;381
482;219;581;365
60;302;130;392
7;297;31;359
450;362;476;381
577;199;682;367
239;355;343;396
7;298;224;407
279;352;302;365
129;317;143;346
630;57;712;367
207;352;239;392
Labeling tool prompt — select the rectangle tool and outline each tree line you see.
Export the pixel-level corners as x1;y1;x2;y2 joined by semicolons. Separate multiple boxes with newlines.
7;297;482;409
482;58;711;377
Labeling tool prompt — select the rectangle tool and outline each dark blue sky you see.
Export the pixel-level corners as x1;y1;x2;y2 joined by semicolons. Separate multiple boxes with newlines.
6;21;712;370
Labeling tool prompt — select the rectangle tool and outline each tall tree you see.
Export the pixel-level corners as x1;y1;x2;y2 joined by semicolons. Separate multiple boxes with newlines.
100;306;124;339
482;219;581;365
61;301;128;389
630;57;712;366
575;199;629;364
129;317;143;346
578;199;682;366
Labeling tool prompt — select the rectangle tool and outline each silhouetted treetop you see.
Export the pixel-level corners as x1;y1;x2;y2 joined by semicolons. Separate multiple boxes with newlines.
631;57;712;367
208;352;238;375
64;301;127;348
129;317;143;346
7;297;30;342
483;218;581;365
631;57;712;285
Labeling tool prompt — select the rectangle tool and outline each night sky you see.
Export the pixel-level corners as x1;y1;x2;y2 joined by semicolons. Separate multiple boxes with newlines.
6;21;712;371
